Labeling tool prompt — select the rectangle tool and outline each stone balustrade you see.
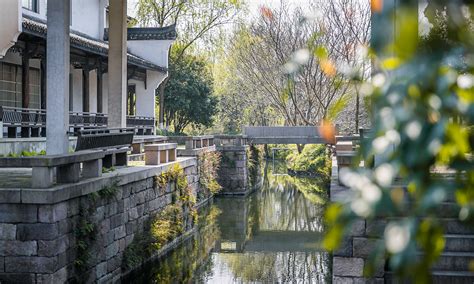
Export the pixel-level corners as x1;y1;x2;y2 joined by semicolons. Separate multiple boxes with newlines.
130;136;168;155
213;135;247;147
167;136;215;150
144;143;177;165
0;150;105;188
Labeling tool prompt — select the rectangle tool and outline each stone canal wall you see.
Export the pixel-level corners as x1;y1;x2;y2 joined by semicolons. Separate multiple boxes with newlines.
329;157;385;283
217;145;249;195
329;156;474;283
0;158;200;283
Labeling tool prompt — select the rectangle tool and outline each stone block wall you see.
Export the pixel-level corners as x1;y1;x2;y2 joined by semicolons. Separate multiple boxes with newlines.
332;219;386;283
0;158;200;283
217;145;249;195
330;157;385;284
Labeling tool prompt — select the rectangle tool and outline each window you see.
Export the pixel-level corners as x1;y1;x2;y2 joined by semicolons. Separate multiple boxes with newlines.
22;0;38;13
0;63;41;109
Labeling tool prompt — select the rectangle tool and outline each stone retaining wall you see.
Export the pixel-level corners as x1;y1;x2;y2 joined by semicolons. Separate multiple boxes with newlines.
217;145;249;195
0;158;200;283
329;157;385;283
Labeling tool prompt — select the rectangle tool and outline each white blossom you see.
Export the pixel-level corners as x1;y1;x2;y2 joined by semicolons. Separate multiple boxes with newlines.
385;223;410;253
457;74;474;89
375;163;395;187
405;121;422;140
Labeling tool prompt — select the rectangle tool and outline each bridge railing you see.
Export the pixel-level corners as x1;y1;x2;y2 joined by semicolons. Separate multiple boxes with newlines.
214;135;247;147
167;135;215;150
243;126;320;137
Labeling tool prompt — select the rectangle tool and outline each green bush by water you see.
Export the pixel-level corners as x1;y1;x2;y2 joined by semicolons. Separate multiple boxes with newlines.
286;145;330;180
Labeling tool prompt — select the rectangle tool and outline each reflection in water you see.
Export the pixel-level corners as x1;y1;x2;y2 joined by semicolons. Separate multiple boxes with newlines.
127;161;330;283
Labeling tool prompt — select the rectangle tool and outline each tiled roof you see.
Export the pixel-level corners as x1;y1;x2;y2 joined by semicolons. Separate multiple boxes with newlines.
103;25;177;41
21;15;167;73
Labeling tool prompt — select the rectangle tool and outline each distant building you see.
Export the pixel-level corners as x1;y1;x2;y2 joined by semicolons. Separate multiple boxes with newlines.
0;0;176;138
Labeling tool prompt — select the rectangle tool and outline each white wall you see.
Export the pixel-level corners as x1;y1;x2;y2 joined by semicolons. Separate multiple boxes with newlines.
21;0;103;40
21;0;46;21
135;70;167;118
89;69;98;113
71;0;101;39
71;68;83;112
127;40;173;68
0;0;21;58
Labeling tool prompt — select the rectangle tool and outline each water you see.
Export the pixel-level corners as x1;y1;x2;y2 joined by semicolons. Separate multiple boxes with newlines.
126;162;331;283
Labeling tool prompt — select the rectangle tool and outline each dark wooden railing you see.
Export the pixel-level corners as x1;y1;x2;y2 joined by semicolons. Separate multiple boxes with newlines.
0;106;156;138
0;106;46;127
126;115;155;135
69;111;108;128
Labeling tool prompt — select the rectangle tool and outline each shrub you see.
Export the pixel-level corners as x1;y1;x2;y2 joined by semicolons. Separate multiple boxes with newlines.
286;145;330;179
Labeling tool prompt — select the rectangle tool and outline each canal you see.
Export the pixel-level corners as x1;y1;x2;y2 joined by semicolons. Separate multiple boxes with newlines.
125;161;331;283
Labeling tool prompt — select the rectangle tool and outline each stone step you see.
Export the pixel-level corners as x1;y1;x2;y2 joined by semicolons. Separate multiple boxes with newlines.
444;234;474;252
431;252;474;271
431;271;474;284
385;271;474;283
443;219;474;235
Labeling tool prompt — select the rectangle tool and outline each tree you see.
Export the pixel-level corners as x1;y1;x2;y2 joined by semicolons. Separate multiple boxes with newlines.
318;0;371;132
134;0;242;129
213;0;371;134
163;51;218;134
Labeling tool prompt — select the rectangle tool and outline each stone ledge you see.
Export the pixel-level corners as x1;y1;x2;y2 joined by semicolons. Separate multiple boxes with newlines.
0;157;196;205
177;145;216;157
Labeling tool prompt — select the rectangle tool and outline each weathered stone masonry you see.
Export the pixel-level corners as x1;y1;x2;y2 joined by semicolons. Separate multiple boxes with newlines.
217;145;249;195
0;158;199;283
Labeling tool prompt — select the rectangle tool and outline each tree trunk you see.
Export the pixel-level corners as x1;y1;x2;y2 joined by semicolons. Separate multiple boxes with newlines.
296;144;304;154
355;89;360;134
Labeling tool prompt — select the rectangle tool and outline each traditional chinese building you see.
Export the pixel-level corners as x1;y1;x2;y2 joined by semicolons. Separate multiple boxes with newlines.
0;0;176;140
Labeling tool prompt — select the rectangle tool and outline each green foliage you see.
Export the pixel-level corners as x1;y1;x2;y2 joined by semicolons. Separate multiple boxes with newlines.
74;178;120;276
247;145;264;188
123;204;185;270
6;150;46;157
102;166;116;174
153;164;188;191
287;145;331;181
322;2;474;282
123;165;199;270
198;151;222;198
98;179;120;199
163;49;218;134
265;144;296;160
327;94;351;122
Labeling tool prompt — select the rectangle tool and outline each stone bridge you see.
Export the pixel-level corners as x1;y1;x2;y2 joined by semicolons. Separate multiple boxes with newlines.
243;126;326;144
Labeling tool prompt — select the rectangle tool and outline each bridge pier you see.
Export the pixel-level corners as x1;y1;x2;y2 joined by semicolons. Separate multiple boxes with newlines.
215;135;251;195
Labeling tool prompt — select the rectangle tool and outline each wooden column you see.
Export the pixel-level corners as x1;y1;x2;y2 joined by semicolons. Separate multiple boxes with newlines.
97;60;103;113
82;68;90;112
21;46;30;109
21;45;31;138
40;57;46;109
